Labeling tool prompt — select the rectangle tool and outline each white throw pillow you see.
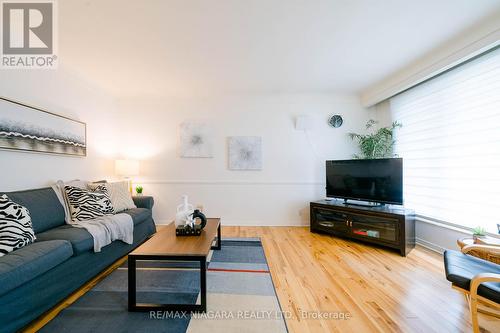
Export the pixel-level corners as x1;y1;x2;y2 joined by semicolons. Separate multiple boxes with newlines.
0;194;36;257
89;181;136;213
64;185;114;222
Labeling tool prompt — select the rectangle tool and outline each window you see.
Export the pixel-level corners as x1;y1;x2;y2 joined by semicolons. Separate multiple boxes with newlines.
389;47;500;232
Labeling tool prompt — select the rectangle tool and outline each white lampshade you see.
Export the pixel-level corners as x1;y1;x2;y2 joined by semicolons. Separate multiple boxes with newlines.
115;159;139;176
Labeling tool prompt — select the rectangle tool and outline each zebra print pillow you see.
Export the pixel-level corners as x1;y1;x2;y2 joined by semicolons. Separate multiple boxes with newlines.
0;194;36;257
64;185;115;222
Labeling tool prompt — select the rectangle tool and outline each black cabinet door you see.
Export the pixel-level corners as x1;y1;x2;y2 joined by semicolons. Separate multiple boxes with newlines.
312;208;349;234
310;201;414;256
350;213;399;245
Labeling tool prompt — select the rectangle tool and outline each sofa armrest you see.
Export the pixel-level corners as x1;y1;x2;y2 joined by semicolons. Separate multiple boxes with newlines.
132;196;154;210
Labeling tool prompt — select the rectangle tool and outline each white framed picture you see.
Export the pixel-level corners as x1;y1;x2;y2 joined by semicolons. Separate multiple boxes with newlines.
228;136;262;170
179;121;213;158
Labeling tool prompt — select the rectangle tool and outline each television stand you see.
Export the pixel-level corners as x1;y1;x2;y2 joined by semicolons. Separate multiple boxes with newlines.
342;199;385;208
310;200;415;256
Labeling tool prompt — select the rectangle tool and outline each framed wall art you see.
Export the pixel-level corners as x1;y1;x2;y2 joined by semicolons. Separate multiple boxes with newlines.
228;136;262;170
0;97;86;156
179;121;213;158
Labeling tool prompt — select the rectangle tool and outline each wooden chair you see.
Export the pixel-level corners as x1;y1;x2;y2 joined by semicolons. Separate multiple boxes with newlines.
444;244;500;333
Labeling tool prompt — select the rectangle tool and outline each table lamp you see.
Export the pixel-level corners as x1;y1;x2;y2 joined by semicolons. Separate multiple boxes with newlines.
115;159;139;193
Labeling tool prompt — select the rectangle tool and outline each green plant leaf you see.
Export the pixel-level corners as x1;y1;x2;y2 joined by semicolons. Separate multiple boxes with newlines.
348;119;402;159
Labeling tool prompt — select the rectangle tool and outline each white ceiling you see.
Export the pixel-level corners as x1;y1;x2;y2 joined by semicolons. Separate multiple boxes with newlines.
59;0;500;98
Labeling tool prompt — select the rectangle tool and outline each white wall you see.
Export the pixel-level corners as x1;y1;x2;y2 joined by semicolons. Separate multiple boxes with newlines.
0;72;372;227
1;65;470;248
116;93;371;225
0;66;119;191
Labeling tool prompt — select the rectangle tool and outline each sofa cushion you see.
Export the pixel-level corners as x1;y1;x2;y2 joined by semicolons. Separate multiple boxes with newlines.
122;208;152;226
3;188;65;234
0;240;73;296
36;210;152;255
36;225;93;255
444;250;500;303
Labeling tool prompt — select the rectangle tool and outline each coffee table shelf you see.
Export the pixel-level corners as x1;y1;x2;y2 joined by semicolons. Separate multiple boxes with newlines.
128;218;221;313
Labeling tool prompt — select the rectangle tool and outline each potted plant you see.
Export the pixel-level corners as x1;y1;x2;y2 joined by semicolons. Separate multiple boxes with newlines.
348;119;402;159
135;185;143;196
472;226;487;241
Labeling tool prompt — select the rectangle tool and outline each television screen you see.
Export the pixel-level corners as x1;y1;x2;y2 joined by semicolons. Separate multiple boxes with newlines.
326;158;403;205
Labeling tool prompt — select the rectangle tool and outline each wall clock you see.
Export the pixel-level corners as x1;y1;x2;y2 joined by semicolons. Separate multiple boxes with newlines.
328;115;343;128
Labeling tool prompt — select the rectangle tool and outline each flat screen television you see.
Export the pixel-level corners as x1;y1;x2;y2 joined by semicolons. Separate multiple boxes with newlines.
326;158;403;205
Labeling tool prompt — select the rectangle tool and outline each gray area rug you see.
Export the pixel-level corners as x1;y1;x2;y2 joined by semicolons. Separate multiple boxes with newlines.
40;238;288;333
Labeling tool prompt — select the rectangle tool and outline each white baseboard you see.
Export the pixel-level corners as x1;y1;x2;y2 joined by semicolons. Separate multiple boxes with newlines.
153;219;309;227
138;180;324;186
217;223;309;227
153;220;451;255
416;237;445;254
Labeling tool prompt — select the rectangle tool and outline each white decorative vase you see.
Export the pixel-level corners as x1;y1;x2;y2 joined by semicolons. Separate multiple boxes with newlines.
175;195;194;227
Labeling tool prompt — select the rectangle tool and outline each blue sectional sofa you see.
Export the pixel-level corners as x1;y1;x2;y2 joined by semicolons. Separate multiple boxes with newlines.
0;187;157;333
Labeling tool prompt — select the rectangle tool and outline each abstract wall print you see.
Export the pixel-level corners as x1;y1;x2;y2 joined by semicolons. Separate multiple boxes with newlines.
228;136;262;170
179;121;213;158
0;97;86;156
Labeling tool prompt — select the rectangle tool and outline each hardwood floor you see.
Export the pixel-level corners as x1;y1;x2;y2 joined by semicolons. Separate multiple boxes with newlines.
24;226;499;333
223;226;499;333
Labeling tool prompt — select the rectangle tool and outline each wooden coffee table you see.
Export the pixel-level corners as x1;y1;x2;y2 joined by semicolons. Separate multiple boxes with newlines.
128;218;221;312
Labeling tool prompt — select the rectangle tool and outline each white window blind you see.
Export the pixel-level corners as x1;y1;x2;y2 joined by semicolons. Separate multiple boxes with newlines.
389;47;500;232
